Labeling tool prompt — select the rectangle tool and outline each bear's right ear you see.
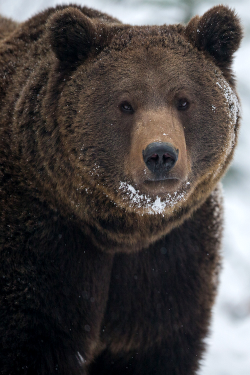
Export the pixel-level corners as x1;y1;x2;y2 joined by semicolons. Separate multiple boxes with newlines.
47;7;98;63
185;6;243;75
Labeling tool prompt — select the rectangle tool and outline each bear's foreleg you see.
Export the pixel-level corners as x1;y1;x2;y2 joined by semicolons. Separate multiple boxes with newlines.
0;220;114;375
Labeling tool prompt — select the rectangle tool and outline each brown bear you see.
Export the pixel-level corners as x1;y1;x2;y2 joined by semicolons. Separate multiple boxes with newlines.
0;4;242;375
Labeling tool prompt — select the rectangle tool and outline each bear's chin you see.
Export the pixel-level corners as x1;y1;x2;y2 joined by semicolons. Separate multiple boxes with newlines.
117;179;191;216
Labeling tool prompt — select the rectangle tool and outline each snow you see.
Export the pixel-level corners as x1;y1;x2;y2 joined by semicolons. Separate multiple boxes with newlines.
216;77;240;125
76;352;85;365
1;0;249;374
119;181;187;214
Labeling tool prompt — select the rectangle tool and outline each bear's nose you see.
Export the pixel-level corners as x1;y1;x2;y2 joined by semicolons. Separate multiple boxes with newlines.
143;142;179;176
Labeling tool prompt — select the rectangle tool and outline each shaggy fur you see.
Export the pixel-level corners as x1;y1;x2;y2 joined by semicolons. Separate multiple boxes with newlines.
0;4;242;375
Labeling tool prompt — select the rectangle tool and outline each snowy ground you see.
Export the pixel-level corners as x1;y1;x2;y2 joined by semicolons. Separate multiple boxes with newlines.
1;0;249;374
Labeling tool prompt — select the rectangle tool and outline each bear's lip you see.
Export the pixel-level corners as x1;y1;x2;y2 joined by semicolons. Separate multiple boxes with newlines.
142;177;182;195
144;177;179;182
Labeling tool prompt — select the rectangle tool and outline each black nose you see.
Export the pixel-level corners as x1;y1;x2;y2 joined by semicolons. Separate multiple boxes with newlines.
143;142;178;176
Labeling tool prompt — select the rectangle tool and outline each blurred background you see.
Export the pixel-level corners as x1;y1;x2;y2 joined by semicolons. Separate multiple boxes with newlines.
1;0;249;373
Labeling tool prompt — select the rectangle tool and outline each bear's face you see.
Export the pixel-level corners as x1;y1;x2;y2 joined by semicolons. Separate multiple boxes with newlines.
53;20;240;219
14;5;241;251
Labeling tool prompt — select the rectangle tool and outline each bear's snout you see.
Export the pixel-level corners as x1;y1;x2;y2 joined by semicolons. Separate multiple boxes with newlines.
142;142;178;178
124;108;191;196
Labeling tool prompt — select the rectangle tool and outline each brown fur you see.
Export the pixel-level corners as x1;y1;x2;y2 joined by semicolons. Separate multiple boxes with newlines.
0;4;242;375
0;15;18;39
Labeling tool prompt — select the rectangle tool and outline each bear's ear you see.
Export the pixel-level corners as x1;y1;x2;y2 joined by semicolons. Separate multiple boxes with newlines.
47;7;98;63
185;6;243;74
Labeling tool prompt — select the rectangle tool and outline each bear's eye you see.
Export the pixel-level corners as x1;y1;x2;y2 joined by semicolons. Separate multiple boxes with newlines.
120;101;134;113
177;98;190;111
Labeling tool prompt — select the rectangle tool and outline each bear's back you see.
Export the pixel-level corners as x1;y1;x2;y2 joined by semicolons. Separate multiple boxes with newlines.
0;16;18;41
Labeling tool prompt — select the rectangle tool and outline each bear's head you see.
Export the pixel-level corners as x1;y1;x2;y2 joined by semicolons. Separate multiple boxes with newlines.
14;5;242;252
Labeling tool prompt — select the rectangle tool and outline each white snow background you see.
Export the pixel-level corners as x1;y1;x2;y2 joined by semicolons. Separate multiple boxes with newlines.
1;0;249;373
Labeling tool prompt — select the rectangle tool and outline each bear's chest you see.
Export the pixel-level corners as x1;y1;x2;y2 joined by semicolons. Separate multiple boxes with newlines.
99;241;204;353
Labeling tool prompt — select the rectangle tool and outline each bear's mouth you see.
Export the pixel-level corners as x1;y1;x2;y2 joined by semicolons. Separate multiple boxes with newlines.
118;178;191;215
142;177;181;195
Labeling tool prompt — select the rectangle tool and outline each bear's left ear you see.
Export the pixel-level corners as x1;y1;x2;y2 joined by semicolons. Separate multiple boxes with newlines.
47;7;100;63
185;5;243;74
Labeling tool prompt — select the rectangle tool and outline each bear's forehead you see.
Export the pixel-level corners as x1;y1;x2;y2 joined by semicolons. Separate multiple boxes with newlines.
107;24;194;55
90;34;208;90
91;24;208;82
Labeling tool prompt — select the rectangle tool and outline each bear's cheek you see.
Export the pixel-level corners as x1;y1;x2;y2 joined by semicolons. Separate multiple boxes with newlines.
191;113;234;179
124;108;191;196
